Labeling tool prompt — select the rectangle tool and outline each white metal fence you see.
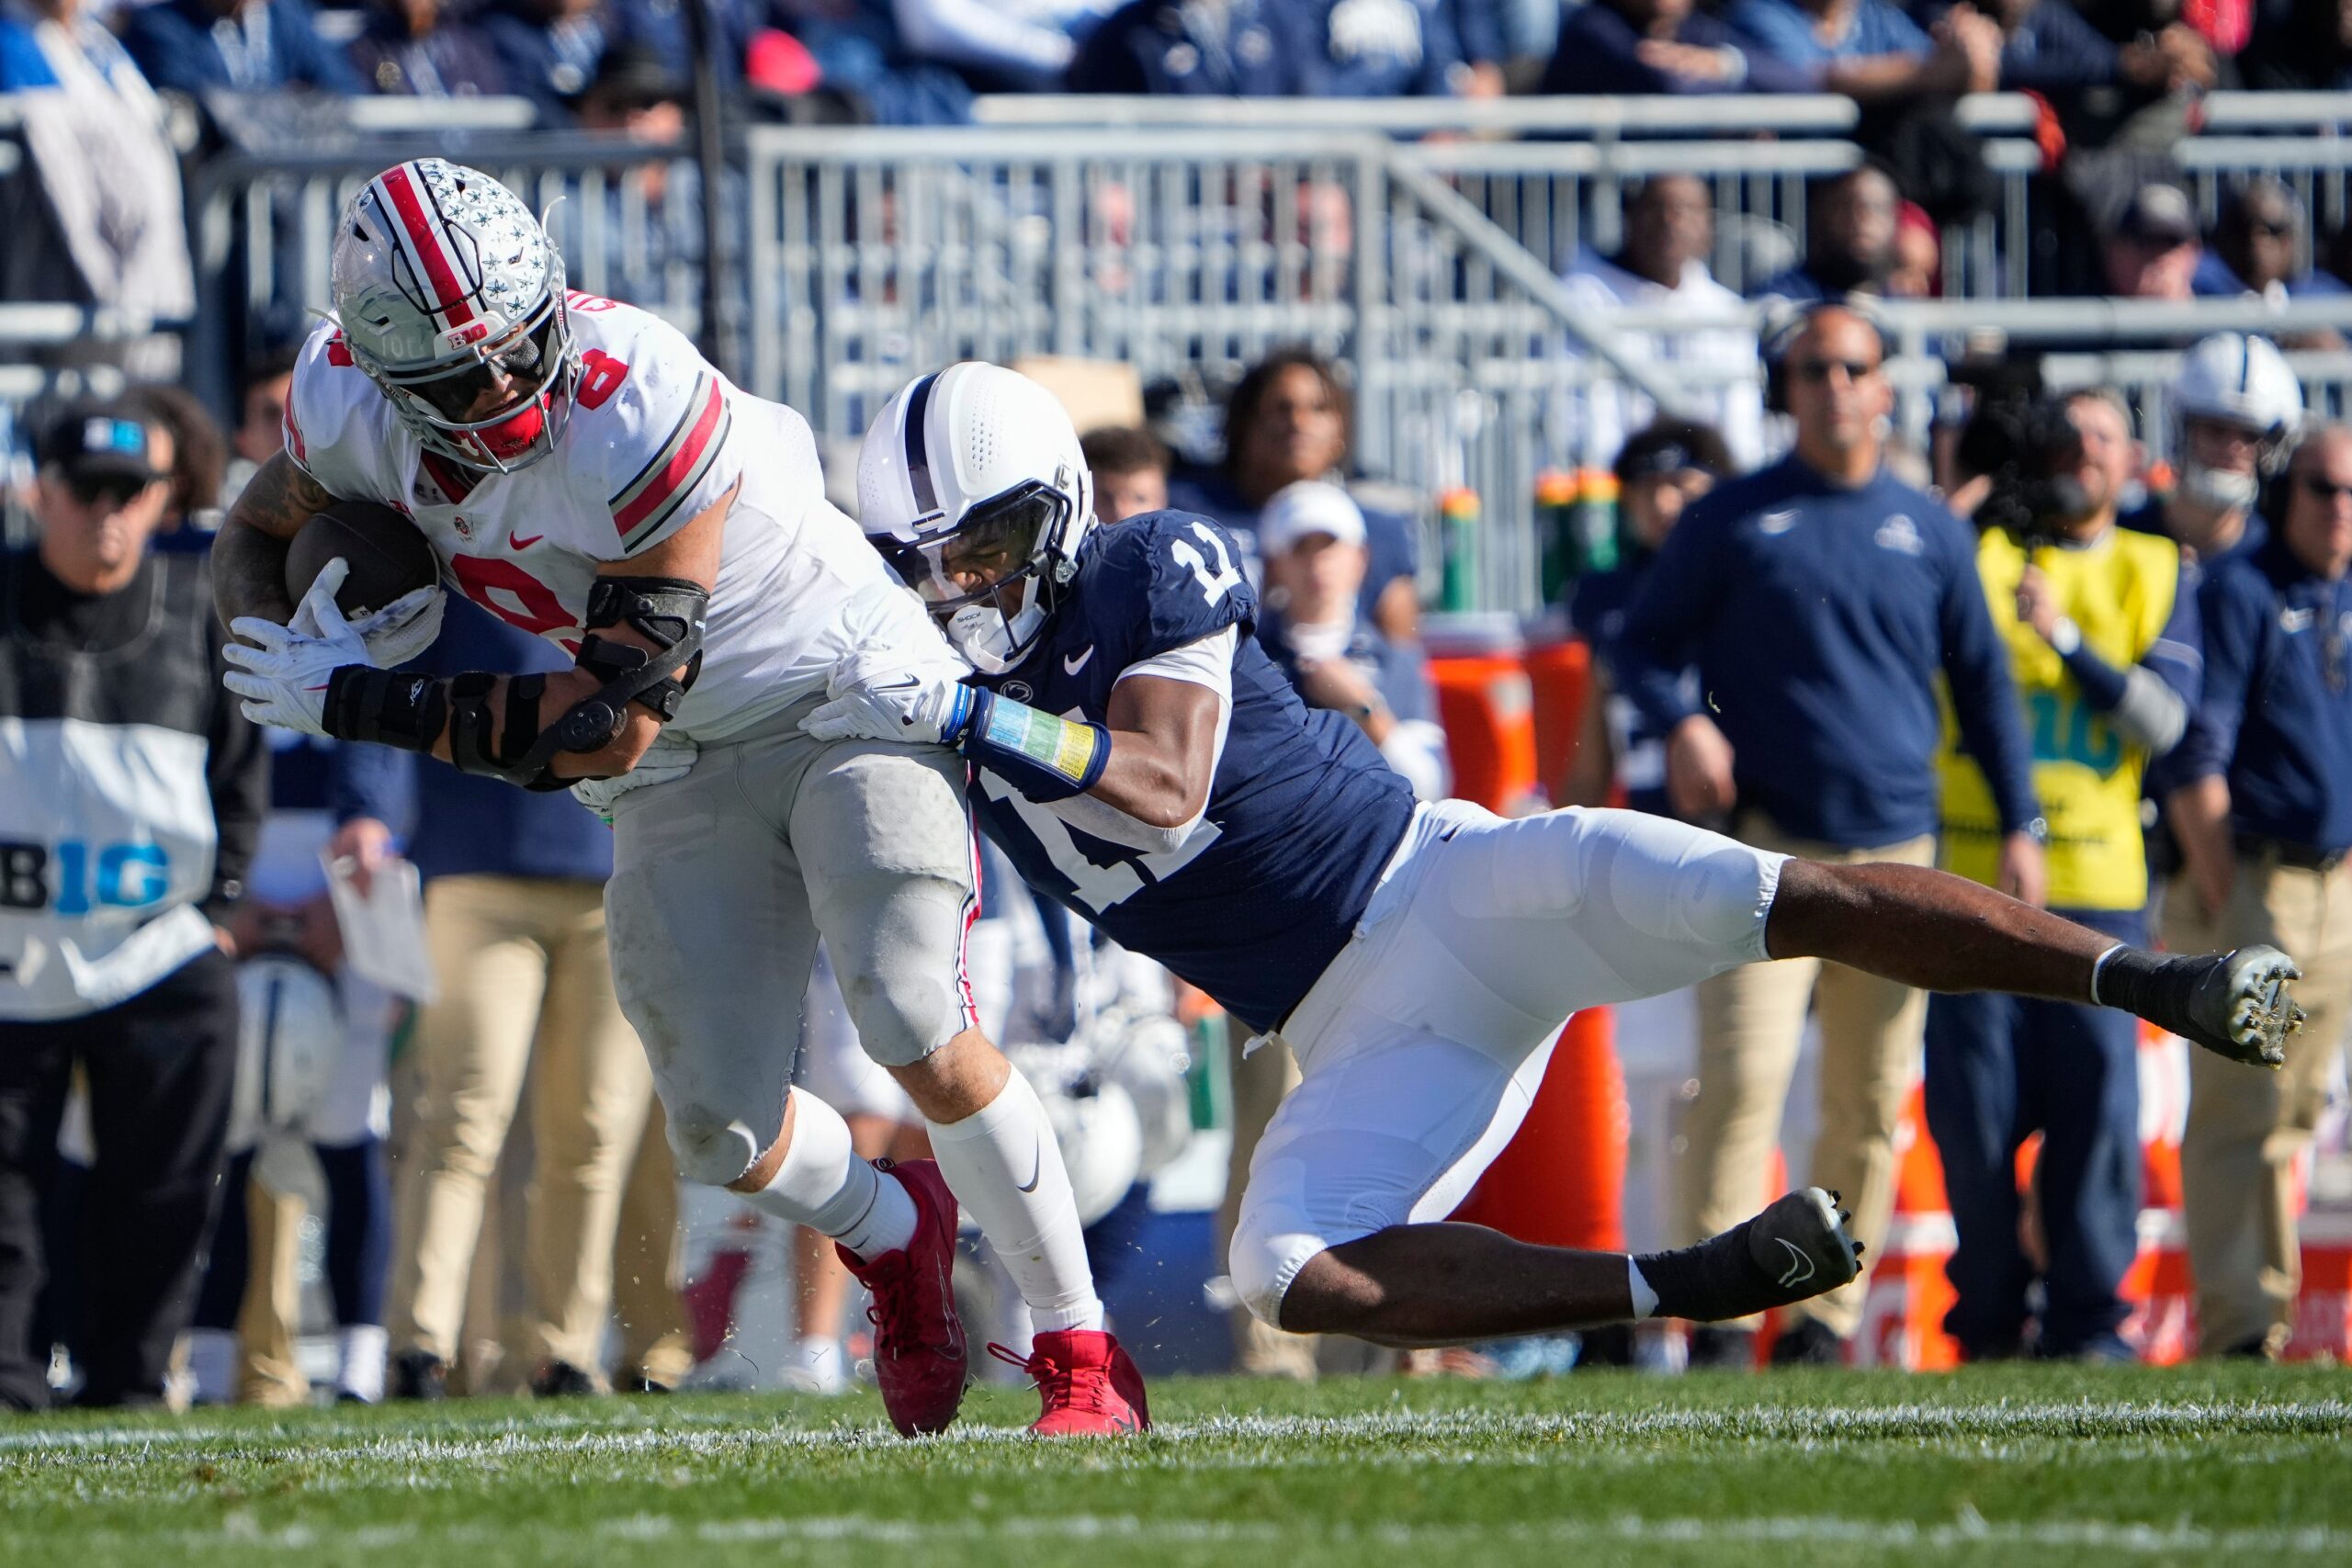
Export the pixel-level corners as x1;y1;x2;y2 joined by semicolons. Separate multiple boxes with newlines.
24;92;2352;609
177;137;710;416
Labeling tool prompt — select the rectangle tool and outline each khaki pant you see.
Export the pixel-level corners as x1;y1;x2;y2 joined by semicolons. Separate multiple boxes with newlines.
2164;853;2352;1356
1674;815;1937;1339
1217;1017;1317;1380
389;875;660;1372
233;1168;309;1406
612;1097;692;1388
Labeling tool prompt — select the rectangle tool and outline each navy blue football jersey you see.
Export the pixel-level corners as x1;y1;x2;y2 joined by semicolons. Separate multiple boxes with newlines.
968;512;1418;1032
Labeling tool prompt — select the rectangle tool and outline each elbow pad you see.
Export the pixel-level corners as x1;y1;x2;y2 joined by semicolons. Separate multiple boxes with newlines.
961;688;1111;802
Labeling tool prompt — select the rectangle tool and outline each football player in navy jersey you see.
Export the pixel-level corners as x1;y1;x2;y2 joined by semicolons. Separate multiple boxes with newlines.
805;363;2308;1350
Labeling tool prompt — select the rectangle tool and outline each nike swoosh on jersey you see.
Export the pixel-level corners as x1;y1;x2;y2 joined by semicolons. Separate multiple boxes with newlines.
1064;647;1094;675
1758;510;1800;536
509;533;545;550
1775;1237;1816;1289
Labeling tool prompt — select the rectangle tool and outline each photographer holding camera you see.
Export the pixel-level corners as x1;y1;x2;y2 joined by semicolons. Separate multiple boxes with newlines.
1928;387;2202;1362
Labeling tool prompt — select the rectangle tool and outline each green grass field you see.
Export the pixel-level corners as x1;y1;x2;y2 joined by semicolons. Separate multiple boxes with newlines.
4;1363;2346;1567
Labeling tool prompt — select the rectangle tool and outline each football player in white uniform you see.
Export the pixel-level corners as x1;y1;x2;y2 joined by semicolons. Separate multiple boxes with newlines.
209;162;1145;1436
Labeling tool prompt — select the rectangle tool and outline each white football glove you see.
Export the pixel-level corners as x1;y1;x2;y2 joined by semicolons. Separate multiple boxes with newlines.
222;568;371;738
292;558;447;669
571;730;700;823
801;648;976;746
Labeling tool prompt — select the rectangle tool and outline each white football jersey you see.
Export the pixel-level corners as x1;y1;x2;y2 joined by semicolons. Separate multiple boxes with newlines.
285;292;952;740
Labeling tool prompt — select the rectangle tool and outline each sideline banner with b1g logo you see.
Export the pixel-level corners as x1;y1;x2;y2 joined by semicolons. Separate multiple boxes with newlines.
1;717;218;1021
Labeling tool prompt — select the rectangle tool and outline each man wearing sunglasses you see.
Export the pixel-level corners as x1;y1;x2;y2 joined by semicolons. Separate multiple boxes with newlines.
1613;301;2046;1368
2164;424;2352;1359
0;399;268;1409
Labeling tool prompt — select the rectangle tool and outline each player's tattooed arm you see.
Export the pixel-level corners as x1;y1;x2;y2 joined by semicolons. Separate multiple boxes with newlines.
214;453;335;632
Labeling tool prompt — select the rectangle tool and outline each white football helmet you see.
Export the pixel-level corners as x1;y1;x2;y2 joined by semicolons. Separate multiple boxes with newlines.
331;158;578;473
856;363;1095;673
1095;1009;1193;1179
229;955;345;1152
1004;1043;1144;1227
2171;332;2303;510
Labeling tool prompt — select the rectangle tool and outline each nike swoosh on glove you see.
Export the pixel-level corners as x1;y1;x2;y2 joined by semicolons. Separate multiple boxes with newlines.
222;564;371;737
294;558;446;670
801;648;975;746
571;730;700;823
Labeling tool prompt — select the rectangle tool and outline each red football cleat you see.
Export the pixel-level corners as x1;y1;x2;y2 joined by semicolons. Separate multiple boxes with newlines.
989;1328;1150;1436
837;1158;968;1436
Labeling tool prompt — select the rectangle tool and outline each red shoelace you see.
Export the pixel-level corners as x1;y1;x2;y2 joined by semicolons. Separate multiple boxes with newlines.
986;1340;1113;1413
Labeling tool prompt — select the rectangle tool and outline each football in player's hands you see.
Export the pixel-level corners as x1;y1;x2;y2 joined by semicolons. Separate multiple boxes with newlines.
287;501;440;619
286;502;447;666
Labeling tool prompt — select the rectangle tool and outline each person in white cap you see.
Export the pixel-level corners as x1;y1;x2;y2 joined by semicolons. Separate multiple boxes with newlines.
1256;480;1448;801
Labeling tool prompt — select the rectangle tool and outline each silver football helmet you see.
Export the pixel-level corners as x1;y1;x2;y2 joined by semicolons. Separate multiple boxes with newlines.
856;363;1096;673
330;158;578;473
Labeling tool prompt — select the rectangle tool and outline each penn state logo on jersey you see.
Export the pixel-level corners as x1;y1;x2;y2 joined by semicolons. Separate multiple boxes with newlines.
966;511;1416;1032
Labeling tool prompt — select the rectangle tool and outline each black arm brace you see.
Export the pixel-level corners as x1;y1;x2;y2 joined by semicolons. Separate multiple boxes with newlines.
322;577;707;790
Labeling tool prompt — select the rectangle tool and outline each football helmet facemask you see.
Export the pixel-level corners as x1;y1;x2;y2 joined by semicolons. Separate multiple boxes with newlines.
857;364;1096;673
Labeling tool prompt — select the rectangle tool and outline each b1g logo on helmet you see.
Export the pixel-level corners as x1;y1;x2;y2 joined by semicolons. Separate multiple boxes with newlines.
443;321;494;351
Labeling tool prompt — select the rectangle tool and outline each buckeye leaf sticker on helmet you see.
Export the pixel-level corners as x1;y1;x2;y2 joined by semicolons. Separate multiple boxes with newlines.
330;159;580;474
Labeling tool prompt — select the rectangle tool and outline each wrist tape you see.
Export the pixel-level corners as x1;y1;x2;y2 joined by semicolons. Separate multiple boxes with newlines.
960;688;1110;802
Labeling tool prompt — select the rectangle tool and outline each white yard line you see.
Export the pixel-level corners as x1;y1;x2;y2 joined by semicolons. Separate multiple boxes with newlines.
73;1509;2349;1557
5;1398;2348;1461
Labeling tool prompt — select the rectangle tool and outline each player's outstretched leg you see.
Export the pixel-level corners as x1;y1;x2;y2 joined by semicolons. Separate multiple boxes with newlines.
1764;860;2305;1069
1274;1190;1860;1347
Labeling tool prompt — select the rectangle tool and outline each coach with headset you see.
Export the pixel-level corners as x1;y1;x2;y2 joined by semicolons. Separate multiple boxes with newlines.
1614;302;2042;1368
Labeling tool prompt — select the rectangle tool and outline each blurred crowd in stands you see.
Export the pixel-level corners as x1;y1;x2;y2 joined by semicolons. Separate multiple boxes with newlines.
1;0;2349;130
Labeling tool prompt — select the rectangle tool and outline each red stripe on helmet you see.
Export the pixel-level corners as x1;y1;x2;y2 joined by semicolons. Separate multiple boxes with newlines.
377;161;476;331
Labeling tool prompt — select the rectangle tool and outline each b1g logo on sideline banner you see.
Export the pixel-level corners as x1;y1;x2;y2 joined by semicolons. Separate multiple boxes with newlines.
0;839;173;914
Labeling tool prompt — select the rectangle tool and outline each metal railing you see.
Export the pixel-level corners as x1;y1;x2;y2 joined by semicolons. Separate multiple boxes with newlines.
24;89;2352;615
971;92;2042;299
1600;294;2352;451
180;136;711;414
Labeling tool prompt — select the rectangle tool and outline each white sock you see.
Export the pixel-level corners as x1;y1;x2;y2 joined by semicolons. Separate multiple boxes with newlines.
740;1089;919;1260
337;1324;389;1403
1627;1257;1659;1321
185;1328;237;1404
926;1068;1103;1333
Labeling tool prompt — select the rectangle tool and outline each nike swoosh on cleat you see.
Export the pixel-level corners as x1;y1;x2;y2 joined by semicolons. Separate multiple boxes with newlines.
1063;647;1094;675
1775;1237;1816;1289
1015;1144;1043;1193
